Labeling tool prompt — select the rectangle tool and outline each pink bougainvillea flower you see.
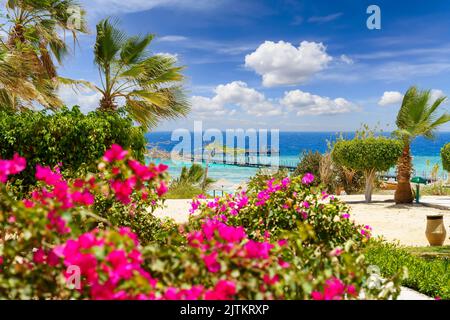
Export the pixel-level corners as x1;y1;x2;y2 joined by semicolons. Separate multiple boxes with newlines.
33;248;46;264
128;160;155;181
202;252;220;273
341;213;350;219
156;182;168;197
205;280;236;300
301;173;315;185
311;277;355;300
103;144;128;163
0;153;27;182
263;274;279;286
0;256;3;265
35;165;63;186
110;178;136;205
244;240;273;259
23;199;35;208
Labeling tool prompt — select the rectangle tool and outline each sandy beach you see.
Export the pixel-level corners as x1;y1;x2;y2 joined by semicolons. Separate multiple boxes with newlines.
153;195;450;247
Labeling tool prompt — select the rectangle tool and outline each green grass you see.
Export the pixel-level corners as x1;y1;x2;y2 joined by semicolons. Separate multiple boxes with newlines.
164;182;204;199
365;242;450;299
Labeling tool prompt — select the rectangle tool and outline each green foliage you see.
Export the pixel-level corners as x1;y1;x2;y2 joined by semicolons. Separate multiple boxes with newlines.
293;150;322;185
442;143;450;172
365;242;450;299
395;86;450;142
0;107;145;188
165;181;204;199
332;137;403;173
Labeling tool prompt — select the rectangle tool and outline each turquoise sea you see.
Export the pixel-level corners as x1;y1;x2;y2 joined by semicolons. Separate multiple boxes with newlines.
146;132;450;192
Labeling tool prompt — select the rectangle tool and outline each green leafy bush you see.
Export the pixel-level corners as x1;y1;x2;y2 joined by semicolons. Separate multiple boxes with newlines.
0;107;146;189
332;137;403;202
365;242;450;299
442;143;450;172
293;150;322;185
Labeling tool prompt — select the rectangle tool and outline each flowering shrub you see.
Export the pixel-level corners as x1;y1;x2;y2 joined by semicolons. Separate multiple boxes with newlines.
0;145;171;298
0;146;402;300
189;173;366;248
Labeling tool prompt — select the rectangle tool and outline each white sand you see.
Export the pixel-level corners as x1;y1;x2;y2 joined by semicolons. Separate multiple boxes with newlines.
152;195;450;247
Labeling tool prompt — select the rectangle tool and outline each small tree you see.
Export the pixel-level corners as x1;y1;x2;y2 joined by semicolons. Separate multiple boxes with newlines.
442;143;450;173
332;137;403;202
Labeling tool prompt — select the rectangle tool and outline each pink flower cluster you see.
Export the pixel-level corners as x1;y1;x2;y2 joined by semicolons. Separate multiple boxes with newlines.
311;277;357;300
103;145;169;205
55;228;157;300
360;225;372;239
187;218;282;283
302;173;315;185
0;153;26;183
164;280;237;300
255;178;291;207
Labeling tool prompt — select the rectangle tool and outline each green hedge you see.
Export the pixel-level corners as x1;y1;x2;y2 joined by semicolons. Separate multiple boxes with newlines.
0;106;146;187
442;143;450;172
332;137;403;172
365;242;450;299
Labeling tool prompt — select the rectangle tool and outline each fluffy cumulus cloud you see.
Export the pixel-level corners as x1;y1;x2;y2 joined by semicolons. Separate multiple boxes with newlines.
57;85;102;113
378;91;404;106
245;41;332;87
280;90;359;116
191;81;280;117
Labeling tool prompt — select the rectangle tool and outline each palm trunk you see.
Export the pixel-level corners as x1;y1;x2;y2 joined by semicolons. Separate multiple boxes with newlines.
364;169;376;203
99;95;117;111
395;142;414;204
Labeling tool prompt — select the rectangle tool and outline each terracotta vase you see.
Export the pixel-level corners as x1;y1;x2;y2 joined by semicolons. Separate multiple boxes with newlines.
425;215;447;246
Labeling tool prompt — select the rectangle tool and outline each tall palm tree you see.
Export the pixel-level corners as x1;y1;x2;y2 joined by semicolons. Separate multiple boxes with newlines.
394;86;450;204
92;18;190;129
0;0;87;110
5;0;87;79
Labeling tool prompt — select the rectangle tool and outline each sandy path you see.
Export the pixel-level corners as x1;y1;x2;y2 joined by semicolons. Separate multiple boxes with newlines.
152;195;450;247
341;195;450;246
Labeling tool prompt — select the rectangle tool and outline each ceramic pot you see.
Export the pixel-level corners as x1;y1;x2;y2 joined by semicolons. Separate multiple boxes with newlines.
425;215;447;246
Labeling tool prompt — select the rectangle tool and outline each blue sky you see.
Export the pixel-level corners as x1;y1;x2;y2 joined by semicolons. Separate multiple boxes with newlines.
57;0;450;131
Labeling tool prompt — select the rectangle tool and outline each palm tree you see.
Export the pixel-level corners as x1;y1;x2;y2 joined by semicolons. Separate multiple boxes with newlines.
0;0;87;110
174;164;215;191
0;46;61;110
394;86;450;204
5;0;87;79
91;18;190;129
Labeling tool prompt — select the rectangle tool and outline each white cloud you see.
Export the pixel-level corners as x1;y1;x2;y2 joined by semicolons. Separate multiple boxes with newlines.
158;35;188;42
280;90;359;115
378;91;404;106
245;41;332;87
308;12;343;23
430;89;446;103
156;52;178;61
81;0;221;15
58;85;102;113
378;89;445;107
340;54;354;65
191;81;280;117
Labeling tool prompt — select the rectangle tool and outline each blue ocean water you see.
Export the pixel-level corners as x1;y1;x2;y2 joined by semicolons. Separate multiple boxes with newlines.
146;132;450;192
